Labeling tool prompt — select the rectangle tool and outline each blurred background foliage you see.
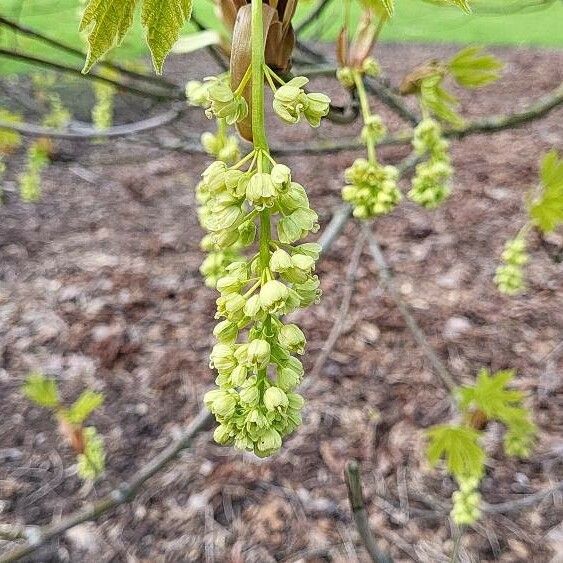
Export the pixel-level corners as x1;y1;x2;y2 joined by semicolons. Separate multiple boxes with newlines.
0;0;562;75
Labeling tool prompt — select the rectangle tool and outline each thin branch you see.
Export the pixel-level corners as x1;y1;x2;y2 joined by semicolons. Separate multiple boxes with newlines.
482;480;563;514
0;104;189;140
0;15;178;91
345;461;394;563
0;48;181;101
364;226;457;393
0;409;213;563
311;230;367;379
295;0;335;36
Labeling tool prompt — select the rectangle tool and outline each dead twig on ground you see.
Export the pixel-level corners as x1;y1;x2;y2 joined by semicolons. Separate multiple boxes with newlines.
345;461;394;563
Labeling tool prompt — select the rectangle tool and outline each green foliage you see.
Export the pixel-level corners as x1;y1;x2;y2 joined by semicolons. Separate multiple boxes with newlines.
77;427;106;480
529;149;563;233
80;0;193;73
0;109;23;154
448;46;503;88
23;373;59;408
141;0;193;74
420;75;464;127
427;424;485;482
360;0;395;18
67;390;105;424
458;368;536;458
494;235;528;295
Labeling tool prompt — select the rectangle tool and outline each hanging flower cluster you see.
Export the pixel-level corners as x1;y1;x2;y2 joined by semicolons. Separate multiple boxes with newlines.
451;477;482;525
338;63;401;219
199;150;323;456
494;236;528;295
409;117;453;208
342;157;401;218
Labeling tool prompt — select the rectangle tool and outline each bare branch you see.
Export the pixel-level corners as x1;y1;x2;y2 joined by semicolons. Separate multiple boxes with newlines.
295;0;335;36
345;461;394;563
311;229;367;379
0;15;177;91
0;104;189;140
364;226;458;393
0;48;182;101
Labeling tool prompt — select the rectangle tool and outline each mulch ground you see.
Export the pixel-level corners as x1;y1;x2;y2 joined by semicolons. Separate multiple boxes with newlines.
0;43;562;562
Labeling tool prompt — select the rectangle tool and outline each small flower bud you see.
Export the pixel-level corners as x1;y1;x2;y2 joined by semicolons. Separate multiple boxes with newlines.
209;343;237;373
337;67;355;88
260;280;290;313
361;57;381;77
206;80;248;125
213;424;232;444
244;294;262;319
278;324;306;355
238;220;256;246
264;386;289;411
303;92;331;127
213;320;238;343
247;338;271;368
271;164;292;191
230;364;248;387
256;427;282;454
270;249;293;272
186;80;211;107
246;172;277;209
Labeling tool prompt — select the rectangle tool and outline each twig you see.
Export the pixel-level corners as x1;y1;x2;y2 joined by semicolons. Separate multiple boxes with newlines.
311;230;367;379
0;48;181;101
0;15;178;91
0;409;213;563
317;204;353;253
295;0;335;36
364;226;457;393
344;461;394;563
482;480;563;514
450;525;465;563
0;104;189;140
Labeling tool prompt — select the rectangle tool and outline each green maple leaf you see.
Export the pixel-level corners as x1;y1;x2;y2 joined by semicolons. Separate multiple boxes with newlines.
22;372;59;408
420;75;464;127
80;0;193;74
427;424;485;482
448;46;503;89
529;150;563;233
458;369;523;421
66;390;104;424
142;0;193;73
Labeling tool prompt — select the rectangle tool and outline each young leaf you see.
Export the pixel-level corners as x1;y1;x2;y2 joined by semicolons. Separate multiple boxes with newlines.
80;0;139;73
66;390;104;424
458;369;523;421
360;0;395;18
529;150;563;233
448;46;503;88
142;0;193;73
427;424;485;482
420;75;464;127
76;427;106;480
22;373;59;408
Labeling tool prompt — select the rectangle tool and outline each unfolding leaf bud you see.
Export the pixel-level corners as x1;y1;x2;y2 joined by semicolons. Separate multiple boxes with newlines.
278;324;306;355
337;67;355;88
361;57;381;77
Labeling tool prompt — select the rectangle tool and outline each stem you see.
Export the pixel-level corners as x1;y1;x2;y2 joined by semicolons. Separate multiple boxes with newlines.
250;0;268;152
354;71;376;164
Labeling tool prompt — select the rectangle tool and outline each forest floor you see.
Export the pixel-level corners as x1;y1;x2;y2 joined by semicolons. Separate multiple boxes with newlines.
0;44;562;562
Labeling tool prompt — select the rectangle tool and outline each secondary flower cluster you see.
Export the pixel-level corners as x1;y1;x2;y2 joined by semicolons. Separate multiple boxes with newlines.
342;157;401;218
494;236;528;295
451;477;481;525
199;150;322;456
409;118;453;208
272;76;330;127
